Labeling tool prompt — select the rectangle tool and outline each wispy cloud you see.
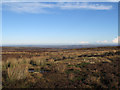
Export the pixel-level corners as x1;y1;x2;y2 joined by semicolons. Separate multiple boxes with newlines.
96;40;108;43
58;3;113;10
3;2;113;14
112;36;120;43
96;36;120;44
3;3;54;13
2;0;119;2
79;41;89;44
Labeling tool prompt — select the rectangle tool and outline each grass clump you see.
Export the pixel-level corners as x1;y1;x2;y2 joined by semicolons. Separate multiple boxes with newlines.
54;63;67;73
7;64;29;81
75;62;90;68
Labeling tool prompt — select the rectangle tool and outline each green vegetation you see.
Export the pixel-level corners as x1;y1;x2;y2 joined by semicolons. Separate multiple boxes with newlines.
75;63;90;68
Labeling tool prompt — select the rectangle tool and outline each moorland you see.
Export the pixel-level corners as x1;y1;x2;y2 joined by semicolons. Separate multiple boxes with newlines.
1;46;120;88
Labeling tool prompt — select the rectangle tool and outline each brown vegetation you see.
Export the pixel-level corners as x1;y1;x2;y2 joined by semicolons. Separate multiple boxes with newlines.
2;46;120;88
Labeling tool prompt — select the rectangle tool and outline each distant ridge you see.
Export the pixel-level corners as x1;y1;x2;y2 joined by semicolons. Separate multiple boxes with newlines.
2;44;118;49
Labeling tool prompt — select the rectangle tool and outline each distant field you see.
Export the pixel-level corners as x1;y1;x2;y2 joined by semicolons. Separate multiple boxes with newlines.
2;46;120;88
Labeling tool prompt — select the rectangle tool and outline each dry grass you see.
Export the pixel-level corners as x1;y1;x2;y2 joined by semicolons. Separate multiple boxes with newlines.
7;64;29;81
54;63;67;73
2;46;120;88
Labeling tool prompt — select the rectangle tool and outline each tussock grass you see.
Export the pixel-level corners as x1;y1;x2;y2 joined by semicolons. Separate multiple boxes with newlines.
2;46;120;88
53;63;67;73
7;64;29;81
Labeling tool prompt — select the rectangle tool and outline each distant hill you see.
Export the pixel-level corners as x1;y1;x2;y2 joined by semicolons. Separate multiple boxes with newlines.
2;44;118;49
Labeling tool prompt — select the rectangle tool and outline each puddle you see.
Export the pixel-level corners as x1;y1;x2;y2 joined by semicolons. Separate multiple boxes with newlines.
28;69;50;73
40;70;51;73
102;61;108;63
28;69;35;73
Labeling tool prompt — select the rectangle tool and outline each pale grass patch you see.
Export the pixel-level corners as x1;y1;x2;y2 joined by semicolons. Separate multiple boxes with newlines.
54;63;67;73
7;64;29;81
30;56;47;66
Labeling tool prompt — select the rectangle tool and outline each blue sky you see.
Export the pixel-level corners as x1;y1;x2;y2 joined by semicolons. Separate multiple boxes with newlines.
2;2;119;45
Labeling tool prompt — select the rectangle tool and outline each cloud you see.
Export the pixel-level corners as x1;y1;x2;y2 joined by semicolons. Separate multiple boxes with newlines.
96;37;120;44
112;36;120;43
79;41;89;44
58;3;112;10
3;3;55;13
2;0;120;2
3;2;113;13
105;0;119;2
96;40;108;43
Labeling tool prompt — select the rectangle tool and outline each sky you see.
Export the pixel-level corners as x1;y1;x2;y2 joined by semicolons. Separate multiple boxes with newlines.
2;2;119;45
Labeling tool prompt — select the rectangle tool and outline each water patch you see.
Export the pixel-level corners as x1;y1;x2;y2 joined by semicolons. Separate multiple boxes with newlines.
40;70;51;73
28;68;50;73
28;69;35;73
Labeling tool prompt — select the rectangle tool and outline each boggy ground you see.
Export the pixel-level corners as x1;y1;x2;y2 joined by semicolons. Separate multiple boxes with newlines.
2;46;120;88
